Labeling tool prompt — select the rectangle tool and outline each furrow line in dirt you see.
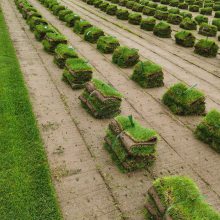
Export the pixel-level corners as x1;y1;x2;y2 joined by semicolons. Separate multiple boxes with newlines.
6;0;124;219
67;0;220;69
21;0;220;212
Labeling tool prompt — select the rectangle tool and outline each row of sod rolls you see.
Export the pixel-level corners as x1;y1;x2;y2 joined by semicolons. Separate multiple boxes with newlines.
108;0;220;17
15;0;94;88
162;82;220;152
20;0;219;156
145;176;220;219
34;0;220;153
81;0;219;57
38;0;165;86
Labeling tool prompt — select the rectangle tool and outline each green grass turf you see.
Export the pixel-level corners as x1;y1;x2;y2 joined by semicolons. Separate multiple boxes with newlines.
92;78;123;98
115;115;158;141
153;176;220;220
0;8;62;220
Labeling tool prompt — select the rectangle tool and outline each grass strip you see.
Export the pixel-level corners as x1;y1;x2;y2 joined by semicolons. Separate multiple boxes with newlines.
0;7;62;220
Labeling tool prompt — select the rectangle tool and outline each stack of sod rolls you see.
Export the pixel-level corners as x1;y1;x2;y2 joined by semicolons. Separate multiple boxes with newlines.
64;13;80;27
73;20;92;34
42;32;67;53
194;39;219;57
174;31;196;47
145;176;220;220
112;46;140;67
195;109;220;152
162;83;206;115
84;27;105;43
153;22;172;38
131;61;164;88
63;58;93;89
97;36;120;53
79;79;123;118
34;24;57;41
54;44;78;68
28;16;48;31
104;115;158;172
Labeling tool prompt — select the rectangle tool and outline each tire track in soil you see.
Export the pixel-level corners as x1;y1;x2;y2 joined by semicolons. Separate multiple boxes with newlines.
17;0;220;216
3;0;124;219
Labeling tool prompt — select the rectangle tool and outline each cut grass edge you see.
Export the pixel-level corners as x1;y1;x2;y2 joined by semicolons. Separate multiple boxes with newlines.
0;6;62;219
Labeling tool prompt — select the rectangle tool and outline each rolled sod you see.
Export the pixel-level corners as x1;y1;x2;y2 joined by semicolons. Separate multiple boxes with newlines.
143;6;156;16
195;110;220;152
200;7;213;15
99;2;110;11
42;32;67;53
84;27;105;43
34;24;57;41
162;83;206;115
194;15;208;25
167;13;183;25
112;46;140;67
174;30;196;47
145;176;220;220
154;10;168;20
97;35;120;53
79;78;123;118
140;17;156;31
194;39;219;57
153;21;171;38
73;20;92;34
131;61;164;88
106;4;118;15
63;58;93;89
64;13;80;27
116;8;129;20
58;9;72;21
132;2;144;12
54;44;78;68
104;115;158;172
212;18;220;31
28;16;48;31
180;17;197;30
198;23;218;37
52;5;65;15
128;13;142;25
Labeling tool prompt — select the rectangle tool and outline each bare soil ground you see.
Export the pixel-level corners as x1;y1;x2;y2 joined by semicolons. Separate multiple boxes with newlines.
2;0;220;219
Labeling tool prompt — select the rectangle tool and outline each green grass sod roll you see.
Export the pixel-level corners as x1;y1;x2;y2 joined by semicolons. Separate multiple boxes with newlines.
79;78;123;118
195;110;220;152
162;83;206;115
62;58;93;89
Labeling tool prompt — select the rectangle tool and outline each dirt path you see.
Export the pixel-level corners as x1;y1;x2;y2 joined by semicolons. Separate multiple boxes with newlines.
2;1;123;219
4;0;220;219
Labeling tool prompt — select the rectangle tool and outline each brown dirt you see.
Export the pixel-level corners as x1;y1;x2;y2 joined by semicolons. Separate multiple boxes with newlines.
2;0;220;219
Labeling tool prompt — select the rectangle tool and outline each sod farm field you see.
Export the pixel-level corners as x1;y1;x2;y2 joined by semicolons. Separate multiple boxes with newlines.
1;0;220;219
